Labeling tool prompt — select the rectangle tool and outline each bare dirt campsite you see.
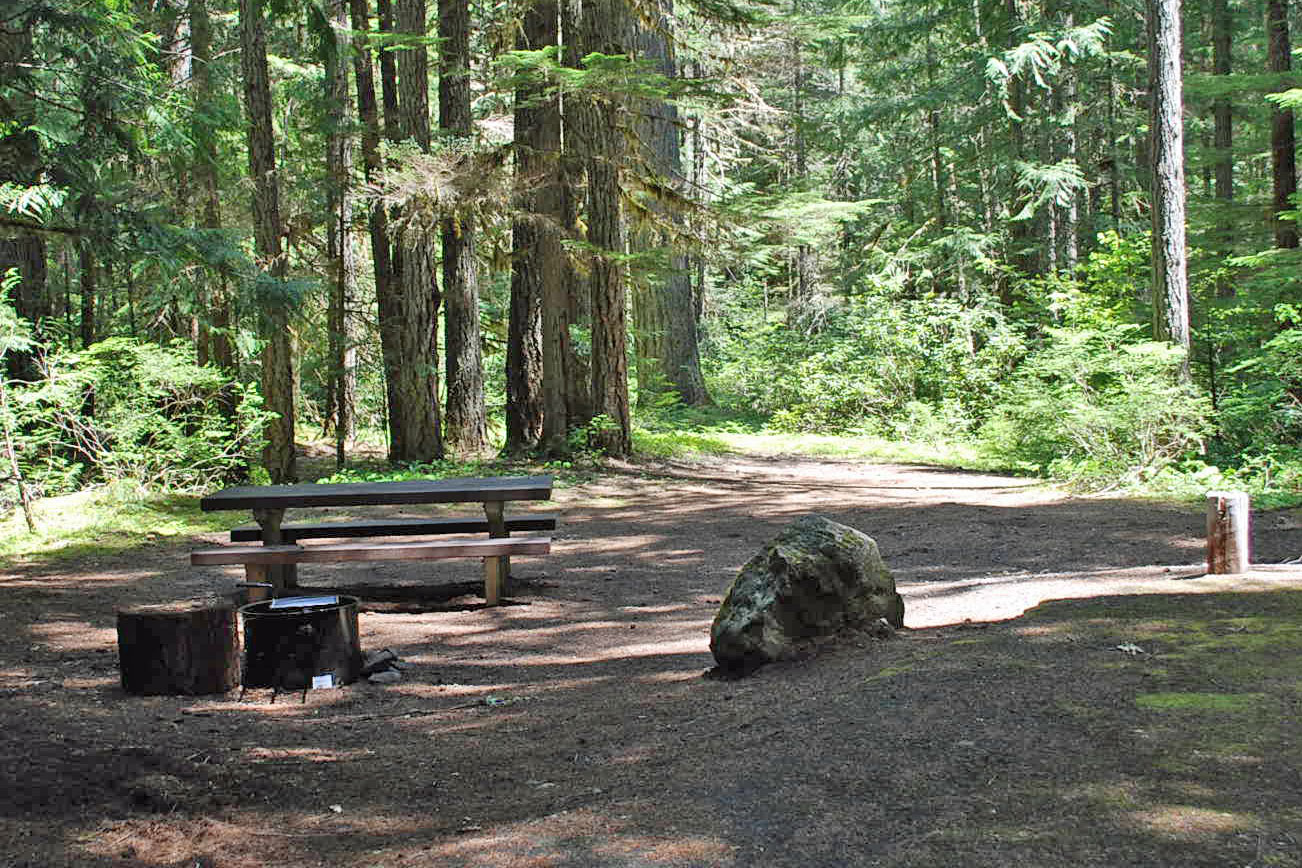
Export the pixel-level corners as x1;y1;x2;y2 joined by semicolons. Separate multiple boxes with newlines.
3;454;1301;868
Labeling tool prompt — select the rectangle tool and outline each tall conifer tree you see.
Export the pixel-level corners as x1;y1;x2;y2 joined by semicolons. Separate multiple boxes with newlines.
440;0;489;455
1148;0;1190;367
238;0;295;481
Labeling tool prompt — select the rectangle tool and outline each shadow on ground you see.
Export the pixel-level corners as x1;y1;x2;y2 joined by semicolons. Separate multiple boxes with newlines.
2;456;1300;867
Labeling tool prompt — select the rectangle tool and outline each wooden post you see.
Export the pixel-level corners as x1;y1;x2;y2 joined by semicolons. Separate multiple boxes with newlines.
117;599;240;695
1206;490;1251;574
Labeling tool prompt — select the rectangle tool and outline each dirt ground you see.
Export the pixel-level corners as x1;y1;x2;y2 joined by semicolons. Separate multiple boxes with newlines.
3;454;1301;868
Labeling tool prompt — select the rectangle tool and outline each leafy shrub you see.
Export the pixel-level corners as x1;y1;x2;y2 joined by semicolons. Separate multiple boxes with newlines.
706;294;1022;436
1214;320;1302;457
978;326;1211;485
13;338;268;494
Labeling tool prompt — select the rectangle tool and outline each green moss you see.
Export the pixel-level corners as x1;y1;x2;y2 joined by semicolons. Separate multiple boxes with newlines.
1135;692;1267;712
866;663;917;682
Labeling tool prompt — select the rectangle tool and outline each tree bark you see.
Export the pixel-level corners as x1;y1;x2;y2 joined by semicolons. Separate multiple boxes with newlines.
117;600;240;696
239;0;296;482
1054;6;1080;273
190;0;234;377
1148;0;1191;369
326;0;358;468
560;0;593;430
790;0;814;304
439;0;489;456
0;234;46;382
385;0;442;463
577;0;631;456
631;5;709;408
1268;0;1298;249
506;0;560;455
1003;0;1035;301
1206;490;1251;574
1210;0;1234;300
0;10;46;382
78;241;95;348
350;0;399;442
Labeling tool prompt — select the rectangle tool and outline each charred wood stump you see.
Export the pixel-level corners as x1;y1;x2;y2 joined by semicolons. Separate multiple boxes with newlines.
1206;490;1251;575
117;599;240;695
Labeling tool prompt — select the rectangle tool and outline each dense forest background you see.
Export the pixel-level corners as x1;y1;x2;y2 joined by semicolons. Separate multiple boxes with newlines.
3;0;1301;515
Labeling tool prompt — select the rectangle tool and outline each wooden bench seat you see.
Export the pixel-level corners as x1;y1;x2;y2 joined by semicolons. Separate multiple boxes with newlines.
191;536;551;606
229;513;558;543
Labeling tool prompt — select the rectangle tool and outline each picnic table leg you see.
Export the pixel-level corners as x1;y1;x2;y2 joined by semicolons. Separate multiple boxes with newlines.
483;556;504;606
483;501;509;602
253;508;297;592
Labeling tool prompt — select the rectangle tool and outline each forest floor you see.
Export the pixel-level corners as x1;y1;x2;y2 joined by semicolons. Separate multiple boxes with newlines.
3;452;1302;868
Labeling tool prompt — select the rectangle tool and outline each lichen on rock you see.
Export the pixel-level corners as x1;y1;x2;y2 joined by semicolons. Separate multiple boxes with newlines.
709;514;904;675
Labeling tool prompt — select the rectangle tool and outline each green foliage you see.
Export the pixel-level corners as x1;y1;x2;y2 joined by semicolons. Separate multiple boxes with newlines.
566;414;622;462
0;484;232;563
706;292;1023;438
978;326;1212;485
12;338;269;494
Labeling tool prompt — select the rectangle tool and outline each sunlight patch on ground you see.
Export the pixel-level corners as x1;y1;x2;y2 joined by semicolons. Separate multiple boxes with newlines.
416;807;736;867
900;568;1302;628
241;746;377;764
28;620;116;651
619;603;694;614
1130;805;1256;841
77;816;317;868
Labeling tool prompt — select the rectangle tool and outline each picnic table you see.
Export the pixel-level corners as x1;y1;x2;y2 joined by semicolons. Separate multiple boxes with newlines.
192;475;554;605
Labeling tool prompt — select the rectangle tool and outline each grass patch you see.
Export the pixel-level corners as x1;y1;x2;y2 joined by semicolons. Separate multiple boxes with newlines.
0;484;232;563
630;421;1020;473
1135;692;1268;712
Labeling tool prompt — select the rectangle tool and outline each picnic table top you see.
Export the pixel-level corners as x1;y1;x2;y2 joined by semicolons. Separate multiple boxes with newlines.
199;475;554;513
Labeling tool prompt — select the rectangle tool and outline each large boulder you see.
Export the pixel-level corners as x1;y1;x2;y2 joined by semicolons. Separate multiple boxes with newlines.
710;515;904;674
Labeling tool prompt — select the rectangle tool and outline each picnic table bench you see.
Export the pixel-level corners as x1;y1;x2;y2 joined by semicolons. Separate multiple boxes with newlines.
191;475;554;606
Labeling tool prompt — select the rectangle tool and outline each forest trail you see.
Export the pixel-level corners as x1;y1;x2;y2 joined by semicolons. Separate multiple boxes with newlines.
556;453;1302;628
3;453;1302;868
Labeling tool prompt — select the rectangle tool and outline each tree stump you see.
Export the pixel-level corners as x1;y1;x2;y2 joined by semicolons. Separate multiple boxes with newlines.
117;599;240;695
1206;490;1251;575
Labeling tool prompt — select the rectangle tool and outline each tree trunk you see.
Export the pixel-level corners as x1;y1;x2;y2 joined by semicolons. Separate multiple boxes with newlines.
1055;7;1080;273
560;0;593;430
350;0;399;443
1268;0;1298;249
192;0;234;385
577;0;631;456
439;0;489;456
1148;0;1191;369
1106;0;1122;232
0;13;46;381
791;0;814;305
631;5;709;408
78;241;95;348
0;234;46;382
239;0;296;482
506;0;560;455
1211;0;1234;298
325;0;358;468
1003;0;1035;301
385;0;442;463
